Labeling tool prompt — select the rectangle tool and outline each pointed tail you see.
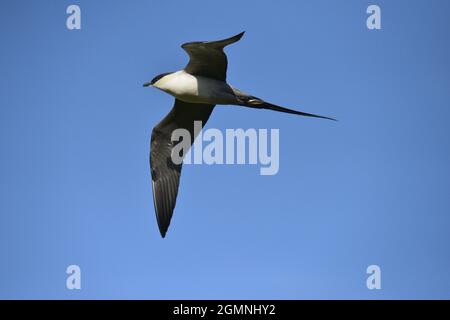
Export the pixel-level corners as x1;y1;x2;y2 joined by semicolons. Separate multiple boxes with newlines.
241;99;337;121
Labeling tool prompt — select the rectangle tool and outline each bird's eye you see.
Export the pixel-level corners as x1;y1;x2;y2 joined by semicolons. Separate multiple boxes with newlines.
150;76;160;85
151;72;171;85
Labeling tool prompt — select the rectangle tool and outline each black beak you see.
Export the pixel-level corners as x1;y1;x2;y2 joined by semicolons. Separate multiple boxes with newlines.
143;82;152;87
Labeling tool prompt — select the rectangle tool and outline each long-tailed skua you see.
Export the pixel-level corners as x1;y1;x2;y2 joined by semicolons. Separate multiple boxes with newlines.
144;32;335;238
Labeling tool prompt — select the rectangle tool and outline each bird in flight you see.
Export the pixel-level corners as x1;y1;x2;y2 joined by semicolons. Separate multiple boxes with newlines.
144;32;335;238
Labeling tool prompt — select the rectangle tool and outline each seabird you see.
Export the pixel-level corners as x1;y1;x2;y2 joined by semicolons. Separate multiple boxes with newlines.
144;32;335;238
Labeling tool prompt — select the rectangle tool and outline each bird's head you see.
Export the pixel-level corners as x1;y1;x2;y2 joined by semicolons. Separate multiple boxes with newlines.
143;72;173;89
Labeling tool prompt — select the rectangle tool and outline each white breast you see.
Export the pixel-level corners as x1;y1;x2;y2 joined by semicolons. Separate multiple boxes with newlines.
154;70;237;105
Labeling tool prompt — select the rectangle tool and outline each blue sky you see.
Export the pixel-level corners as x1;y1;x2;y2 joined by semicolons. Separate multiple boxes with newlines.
1;0;450;299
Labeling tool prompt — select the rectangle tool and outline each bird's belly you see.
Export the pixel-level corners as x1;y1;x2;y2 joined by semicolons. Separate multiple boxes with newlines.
163;73;237;105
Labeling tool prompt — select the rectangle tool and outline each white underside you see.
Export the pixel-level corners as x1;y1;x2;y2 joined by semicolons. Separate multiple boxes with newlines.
152;70;238;105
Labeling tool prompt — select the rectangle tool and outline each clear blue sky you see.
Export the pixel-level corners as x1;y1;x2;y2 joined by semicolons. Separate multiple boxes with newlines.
1;0;450;299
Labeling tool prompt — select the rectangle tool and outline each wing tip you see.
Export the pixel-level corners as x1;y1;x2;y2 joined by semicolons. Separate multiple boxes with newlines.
224;31;245;45
154;208;170;239
181;31;246;49
156;214;169;238
235;31;245;40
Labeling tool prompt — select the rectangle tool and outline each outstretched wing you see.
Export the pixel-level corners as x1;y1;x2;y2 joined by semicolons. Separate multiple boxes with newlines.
150;99;215;238
182;31;245;81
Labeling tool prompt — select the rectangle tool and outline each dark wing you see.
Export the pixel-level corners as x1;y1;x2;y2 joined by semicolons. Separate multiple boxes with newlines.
182;31;245;81
150;99;215;238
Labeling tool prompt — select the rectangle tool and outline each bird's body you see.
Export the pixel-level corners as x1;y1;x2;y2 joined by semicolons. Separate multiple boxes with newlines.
144;32;335;238
152;70;238;105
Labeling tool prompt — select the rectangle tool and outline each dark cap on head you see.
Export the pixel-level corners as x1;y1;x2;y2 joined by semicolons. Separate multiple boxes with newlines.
143;72;173;87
